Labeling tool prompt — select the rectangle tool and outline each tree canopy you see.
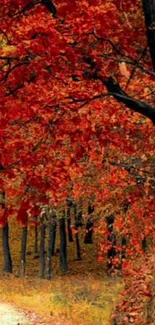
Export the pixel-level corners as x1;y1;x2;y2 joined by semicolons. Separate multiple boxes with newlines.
0;0;154;239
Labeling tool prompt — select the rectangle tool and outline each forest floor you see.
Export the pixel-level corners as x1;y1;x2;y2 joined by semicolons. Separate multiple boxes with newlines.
0;219;123;325
0;275;123;325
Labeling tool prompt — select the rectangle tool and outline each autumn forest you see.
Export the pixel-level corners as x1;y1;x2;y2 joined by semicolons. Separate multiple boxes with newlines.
0;1;155;324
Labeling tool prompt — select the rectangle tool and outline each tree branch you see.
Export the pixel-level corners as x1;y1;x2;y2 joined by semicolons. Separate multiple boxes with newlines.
42;0;57;17
94;74;155;125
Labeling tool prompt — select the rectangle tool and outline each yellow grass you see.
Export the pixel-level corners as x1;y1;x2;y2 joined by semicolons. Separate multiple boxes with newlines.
0;218;123;324
0;275;123;325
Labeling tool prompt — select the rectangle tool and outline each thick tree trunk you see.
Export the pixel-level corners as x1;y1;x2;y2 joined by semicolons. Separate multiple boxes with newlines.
19;226;28;277
59;216;68;272
39;223;46;278
142;0;155;72
2;223;12;273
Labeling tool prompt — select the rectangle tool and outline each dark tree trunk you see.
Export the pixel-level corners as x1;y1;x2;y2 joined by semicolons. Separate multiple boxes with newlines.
142;236;147;251
50;216;57;256
84;219;93;243
1;189;12;273
59;216;68;272
19;226;28;277
142;0;155;72
2;223;12;273
67;205;74;242
84;204;94;244
46;213;57;279
74;204;82;260
75;233;82;260
0;190;5;209
121;236;127;259
39;223;46;278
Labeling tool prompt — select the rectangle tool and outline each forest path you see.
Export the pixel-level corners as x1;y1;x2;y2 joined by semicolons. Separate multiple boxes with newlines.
0;302;47;325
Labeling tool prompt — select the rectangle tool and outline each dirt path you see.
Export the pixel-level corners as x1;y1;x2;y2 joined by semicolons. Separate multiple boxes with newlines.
0;302;47;325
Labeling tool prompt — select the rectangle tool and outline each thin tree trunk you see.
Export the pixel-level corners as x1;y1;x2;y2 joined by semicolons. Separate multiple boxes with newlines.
67;205;74;242
121;236;127;259
19;226;28;277
84;204;94;244
142;0;155;72
50;217;57;256
84;219;93;243
120;203;130;264
45;209;56;279
142;236;147;251
34;225;38;254
46;223;53;280
2;223;12;273
39;223;46;278
75;232;82;260
34;216;38;254
1;189;12;273
59;216;68;272
74;204;82;260
106;215;116;271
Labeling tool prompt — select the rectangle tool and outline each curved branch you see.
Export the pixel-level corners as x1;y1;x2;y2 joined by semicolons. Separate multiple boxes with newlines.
94;75;155;125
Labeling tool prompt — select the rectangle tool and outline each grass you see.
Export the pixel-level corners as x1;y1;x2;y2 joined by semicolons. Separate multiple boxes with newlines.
0;275;123;325
0;218;123;325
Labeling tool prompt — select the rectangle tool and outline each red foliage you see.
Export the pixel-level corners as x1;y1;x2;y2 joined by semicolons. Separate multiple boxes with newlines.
0;1;154;255
112;254;155;325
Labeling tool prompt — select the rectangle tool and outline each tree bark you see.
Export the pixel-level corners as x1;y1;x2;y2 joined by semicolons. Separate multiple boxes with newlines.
39;223;46;278
104;77;155;124
142;0;155;72
142;236;147;251
1;189;12;273
84;204;94;244
50;216;57;256
93;74;155;124
19;226;28;277
2;223;13;273
34;216;38;254
75;232;82;260
74;204;82;260
46;224;53;280
67;205;74;242
59;216;68;272
84;218;93;243
121;236;127;259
